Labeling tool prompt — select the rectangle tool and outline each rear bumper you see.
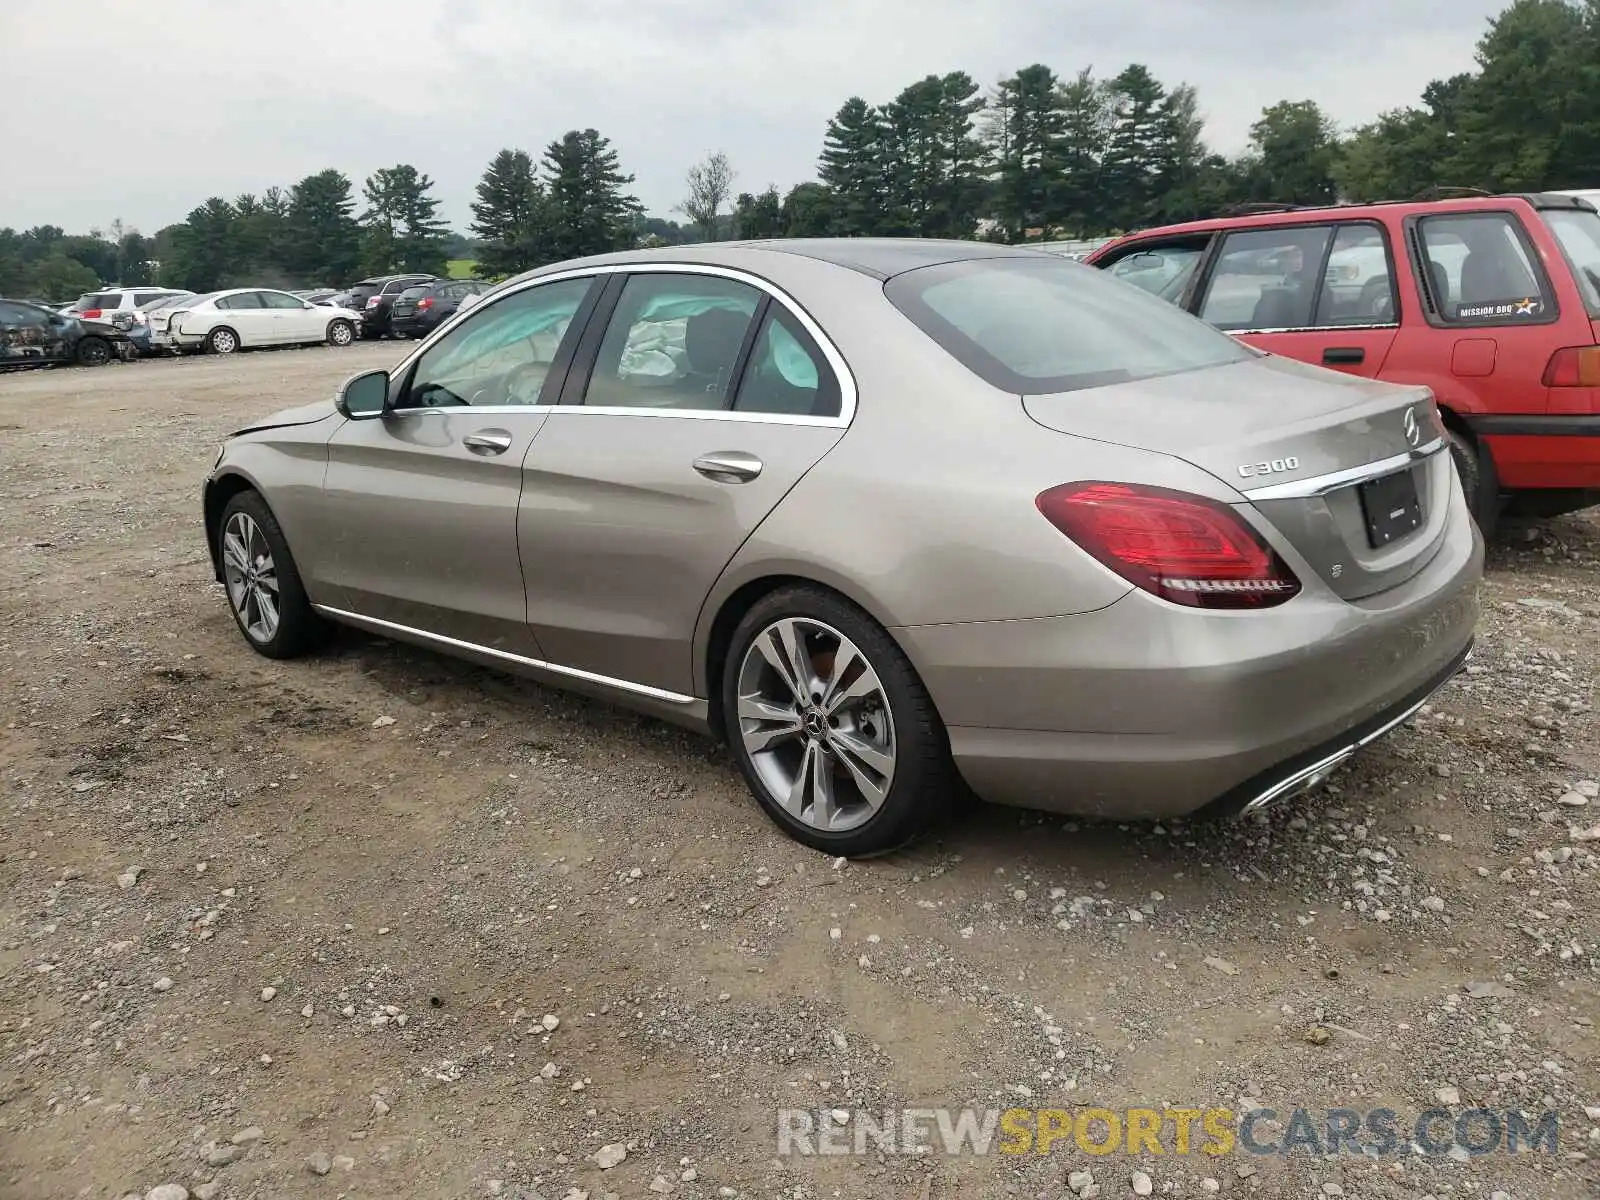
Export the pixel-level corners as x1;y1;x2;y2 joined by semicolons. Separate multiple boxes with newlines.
1467;414;1600;489
390;314;438;338
898;499;1483;819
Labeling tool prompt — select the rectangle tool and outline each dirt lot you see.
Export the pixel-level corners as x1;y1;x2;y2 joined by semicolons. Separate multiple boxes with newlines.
1;348;1596;1200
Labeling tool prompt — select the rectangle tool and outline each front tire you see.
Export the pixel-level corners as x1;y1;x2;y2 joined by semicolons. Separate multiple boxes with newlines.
217;491;326;659
326;319;354;347
75;336;110;366
721;586;957;856
207;326;239;355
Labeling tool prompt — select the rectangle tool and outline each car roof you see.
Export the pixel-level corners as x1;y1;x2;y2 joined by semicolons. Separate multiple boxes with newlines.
1097;191;1597;247
505;238;1060;289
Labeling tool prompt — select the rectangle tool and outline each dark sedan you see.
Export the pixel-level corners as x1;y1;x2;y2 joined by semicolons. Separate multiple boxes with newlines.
389;279;490;339
0;298;127;368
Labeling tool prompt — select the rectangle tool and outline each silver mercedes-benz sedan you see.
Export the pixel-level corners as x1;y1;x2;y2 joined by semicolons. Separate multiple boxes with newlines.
202;239;1483;855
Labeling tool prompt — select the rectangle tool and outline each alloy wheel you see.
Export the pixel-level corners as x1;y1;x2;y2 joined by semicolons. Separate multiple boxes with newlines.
735;616;897;832
211;329;237;354
329;322;352;346
221;512;280;643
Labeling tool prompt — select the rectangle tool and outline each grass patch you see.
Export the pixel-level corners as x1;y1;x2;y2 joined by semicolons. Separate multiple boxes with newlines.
446;259;478;279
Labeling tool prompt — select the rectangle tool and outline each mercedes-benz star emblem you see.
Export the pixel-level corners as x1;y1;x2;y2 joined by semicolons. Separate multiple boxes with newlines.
1402;406;1421;448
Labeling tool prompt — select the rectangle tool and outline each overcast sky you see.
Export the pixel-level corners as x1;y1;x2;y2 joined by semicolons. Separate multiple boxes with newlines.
2;0;1502;237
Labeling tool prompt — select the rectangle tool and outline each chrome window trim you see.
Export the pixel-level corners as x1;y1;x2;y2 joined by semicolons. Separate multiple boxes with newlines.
313;605;696;704
384;261;858;429
1240;436;1445;501
1224;322;1400;335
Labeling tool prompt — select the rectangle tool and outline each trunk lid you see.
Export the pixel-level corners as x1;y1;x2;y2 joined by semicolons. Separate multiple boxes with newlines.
1022;354;1454;601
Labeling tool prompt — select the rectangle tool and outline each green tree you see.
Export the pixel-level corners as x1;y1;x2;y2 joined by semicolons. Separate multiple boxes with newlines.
1056;69;1114;234
358;165;446;275
541;129;644;261
28;254;99;300
781;183;835;236
171;197;239;291
287;170;361;284
984;64;1067;240
1148;83;1211;222
118;231;153;285
1246;100;1341;206
1444;0;1598;191
1101;64;1168;230
471;148;554;277
678;151;737;240
58;234;119;283
819;97;887;236
733;187;784;239
880;72;988;238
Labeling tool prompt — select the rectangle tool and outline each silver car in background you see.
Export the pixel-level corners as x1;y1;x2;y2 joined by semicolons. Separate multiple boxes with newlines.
202;240;1482;855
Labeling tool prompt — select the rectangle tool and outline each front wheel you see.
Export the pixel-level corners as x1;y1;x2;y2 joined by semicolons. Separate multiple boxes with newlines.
217;491;327;659
326;319;354;347
207;326;239;355
75;336;111;366
721;586;957;856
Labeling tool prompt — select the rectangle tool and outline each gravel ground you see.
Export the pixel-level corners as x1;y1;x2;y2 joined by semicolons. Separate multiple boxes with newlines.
1;348;1596;1200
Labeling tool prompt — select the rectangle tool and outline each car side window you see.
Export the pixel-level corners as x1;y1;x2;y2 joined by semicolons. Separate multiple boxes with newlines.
260;291;305;310
1317;223;1397;325
1107;245;1206;306
732;306;840;418
401;275;596;409
582;273;762;411
1197;226;1335;332
219;293;265;311
1417;212;1550;322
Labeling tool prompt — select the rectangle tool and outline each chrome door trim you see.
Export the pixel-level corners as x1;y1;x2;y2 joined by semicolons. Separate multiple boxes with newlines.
382;261;859;429
1240;436;1445;501
312;605;697;705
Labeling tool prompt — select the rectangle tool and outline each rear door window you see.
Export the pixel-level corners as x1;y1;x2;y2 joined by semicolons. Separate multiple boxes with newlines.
1541;207;1600;318
1317;224;1398;326
1196;226;1334;331
218;292;265;310
1415;212;1551;323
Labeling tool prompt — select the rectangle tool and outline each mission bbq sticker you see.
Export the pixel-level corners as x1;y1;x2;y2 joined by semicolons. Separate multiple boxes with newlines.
1458;296;1543;320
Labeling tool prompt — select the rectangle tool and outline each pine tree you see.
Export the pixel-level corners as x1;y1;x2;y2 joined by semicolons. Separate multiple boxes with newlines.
985;64;1067;240
1101;64;1168;231
287;170;360;284
471;149;552;277
819;97;887;236
1148;83;1210;222
1055;69;1113;235
541;129;644;261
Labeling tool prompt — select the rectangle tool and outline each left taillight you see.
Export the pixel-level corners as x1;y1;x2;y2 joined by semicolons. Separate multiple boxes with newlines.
1542;345;1600;387
416;297;433;310
1035;481;1301;610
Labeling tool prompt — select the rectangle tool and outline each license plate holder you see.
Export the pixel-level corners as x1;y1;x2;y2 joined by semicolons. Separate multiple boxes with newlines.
1358;468;1423;548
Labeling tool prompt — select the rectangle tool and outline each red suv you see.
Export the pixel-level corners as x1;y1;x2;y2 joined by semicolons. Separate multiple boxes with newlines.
1084;192;1600;531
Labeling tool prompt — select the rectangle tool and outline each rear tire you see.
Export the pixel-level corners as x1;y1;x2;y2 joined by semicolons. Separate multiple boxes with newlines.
207;326;240;355
217;490;327;659
1446;426;1498;537
326;319;354;347
721;585;957;857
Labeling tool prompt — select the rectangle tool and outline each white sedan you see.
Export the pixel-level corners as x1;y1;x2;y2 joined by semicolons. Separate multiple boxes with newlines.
148;288;363;355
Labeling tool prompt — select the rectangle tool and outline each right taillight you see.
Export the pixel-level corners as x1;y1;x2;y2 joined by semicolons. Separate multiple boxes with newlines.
1542;346;1600;387
1036;481;1301;610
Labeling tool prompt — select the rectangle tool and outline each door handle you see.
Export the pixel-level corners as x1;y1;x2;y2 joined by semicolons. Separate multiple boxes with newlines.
693;451;763;483
463;430;513;455
1322;346;1365;365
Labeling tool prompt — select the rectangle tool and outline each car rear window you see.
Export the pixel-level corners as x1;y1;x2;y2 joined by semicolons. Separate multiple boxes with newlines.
77;293;122;311
1541;207;1600;318
400;285;431;300
883;256;1254;394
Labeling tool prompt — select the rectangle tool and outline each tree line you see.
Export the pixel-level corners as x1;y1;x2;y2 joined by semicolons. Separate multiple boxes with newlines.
1;0;1593;301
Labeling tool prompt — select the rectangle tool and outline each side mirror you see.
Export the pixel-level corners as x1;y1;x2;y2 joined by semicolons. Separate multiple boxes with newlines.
338;369;390;419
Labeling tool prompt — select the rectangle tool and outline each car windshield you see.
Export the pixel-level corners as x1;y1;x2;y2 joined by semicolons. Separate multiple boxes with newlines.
1542;207;1600;318
137;292;187;309
884;256;1254;394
